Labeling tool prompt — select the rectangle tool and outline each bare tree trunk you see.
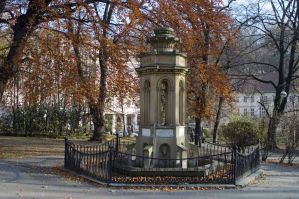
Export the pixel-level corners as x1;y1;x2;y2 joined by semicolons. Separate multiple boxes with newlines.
0;0;7;14
0;1;45;101
90;2;114;141
263;107;282;161
90;105;101;140
267;113;280;150
121;104;126;136
93;55;107;140
213;97;223;143
194;117;202;146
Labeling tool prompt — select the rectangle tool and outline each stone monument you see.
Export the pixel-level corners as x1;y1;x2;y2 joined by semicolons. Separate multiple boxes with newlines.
136;27;188;167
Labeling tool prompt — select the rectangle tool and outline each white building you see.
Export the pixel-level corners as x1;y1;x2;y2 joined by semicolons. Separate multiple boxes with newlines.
233;72;299;120
104;97;139;135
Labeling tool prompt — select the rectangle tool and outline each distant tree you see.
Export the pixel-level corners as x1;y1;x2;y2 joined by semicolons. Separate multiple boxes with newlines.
279;113;299;165
234;0;299;152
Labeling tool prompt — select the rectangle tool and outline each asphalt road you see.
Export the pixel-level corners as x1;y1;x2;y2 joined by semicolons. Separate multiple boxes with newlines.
0;156;299;199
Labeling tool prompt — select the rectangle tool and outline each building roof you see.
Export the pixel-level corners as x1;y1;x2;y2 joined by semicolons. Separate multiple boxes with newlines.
232;72;277;94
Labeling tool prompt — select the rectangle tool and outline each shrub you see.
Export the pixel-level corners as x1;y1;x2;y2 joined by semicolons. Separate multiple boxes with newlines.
0;104;89;137
220;118;260;151
203;128;211;138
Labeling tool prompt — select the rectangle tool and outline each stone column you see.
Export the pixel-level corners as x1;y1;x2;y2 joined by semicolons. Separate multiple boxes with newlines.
112;114;116;134
124;114;127;136
133;114;138;131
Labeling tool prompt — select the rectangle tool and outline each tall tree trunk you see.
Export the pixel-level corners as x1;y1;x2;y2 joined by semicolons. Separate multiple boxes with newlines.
267;111;281;150
90;105;101;140
266;87;287;152
194;117;202;146
90;2;114;141
92;51;108;140
0;1;44;101
0;0;7;14
213;96;224;143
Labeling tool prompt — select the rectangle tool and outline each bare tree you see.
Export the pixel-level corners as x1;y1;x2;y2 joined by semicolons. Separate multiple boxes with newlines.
279;114;299;165
235;0;299;152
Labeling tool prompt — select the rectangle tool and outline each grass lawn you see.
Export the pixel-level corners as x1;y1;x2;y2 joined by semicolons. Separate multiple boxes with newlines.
0;134;136;159
0;136;65;159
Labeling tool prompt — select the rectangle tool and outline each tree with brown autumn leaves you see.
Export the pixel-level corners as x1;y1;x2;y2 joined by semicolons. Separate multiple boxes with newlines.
0;0;147;140
1;0;236;142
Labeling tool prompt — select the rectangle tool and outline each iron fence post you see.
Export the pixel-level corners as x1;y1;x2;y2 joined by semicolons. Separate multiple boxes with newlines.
233;145;237;184
64;137;68;168
257;140;261;167
257;139;260;162
108;145;114;183
116;132;119;155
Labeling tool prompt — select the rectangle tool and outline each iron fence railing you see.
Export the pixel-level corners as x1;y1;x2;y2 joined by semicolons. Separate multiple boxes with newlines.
64;138;116;182
235;145;260;180
199;142;231;156
64;137;260;185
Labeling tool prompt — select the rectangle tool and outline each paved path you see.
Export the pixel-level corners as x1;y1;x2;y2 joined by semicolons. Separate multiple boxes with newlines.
0;156;299;199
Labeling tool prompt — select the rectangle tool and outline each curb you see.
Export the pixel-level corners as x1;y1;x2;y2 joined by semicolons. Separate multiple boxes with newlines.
61;167;236;189
108;182;236;189
235;169;264;187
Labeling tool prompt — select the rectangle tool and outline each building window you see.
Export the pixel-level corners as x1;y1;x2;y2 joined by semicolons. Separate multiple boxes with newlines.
251;108;255;116
259;107;266;117
260;95;268;103
262;108;266;116
264;96;268;102
259;107;261;117
251;96;254;103
244;108;248;116
243;96;247;103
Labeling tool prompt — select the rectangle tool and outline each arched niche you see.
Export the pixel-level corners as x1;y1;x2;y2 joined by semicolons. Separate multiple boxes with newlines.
157;78;172;126
143;80;151;124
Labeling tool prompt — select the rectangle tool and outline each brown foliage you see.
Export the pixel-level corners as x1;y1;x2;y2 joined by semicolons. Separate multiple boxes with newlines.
148;0;235;120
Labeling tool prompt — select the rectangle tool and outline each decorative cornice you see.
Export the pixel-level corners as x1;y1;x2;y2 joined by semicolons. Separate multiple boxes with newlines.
136;67;188;75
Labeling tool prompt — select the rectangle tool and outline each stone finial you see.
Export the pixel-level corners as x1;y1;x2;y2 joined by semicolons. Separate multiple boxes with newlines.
149;27;179;52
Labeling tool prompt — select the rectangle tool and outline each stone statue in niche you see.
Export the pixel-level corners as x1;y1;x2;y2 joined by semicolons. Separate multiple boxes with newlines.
160;81;168;125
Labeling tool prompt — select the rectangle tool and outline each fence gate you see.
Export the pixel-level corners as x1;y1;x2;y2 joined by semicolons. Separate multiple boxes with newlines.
64;139;115;182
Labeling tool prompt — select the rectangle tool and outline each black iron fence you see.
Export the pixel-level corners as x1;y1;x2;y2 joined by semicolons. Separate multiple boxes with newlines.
199;142;231;156
235;145;260;180
64;138;260;185
64;138;116;182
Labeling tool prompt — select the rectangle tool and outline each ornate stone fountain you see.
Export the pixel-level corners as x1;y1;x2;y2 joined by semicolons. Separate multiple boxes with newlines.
135;27;189;168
